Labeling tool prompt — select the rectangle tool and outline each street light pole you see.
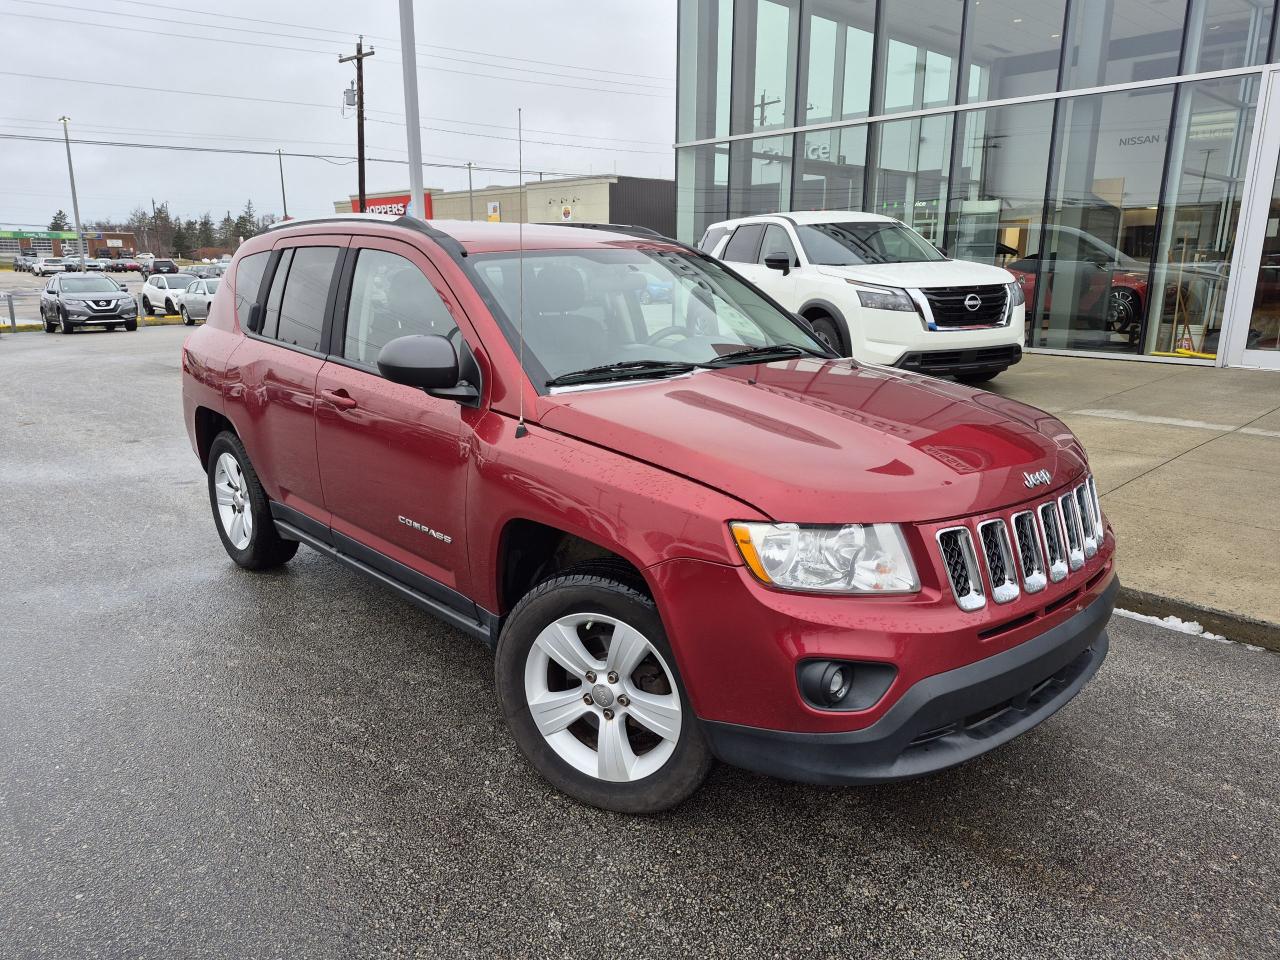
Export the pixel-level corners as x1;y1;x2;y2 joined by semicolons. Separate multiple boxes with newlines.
57;116;86;272
277;148;289;219
398;0;426;220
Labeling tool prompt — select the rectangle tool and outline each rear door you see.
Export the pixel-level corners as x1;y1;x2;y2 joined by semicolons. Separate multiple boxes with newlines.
314;235;475;603
230;236;347;525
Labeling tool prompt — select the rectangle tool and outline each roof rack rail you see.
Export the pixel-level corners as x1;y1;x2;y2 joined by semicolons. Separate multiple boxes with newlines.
262;213;397;232
558;222;668;240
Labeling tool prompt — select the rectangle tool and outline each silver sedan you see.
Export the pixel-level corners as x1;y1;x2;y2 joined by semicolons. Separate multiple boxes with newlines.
176;277;221;325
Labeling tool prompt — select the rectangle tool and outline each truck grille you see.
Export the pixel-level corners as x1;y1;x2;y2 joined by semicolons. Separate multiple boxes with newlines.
936;476;1104;612
921;284;1008;328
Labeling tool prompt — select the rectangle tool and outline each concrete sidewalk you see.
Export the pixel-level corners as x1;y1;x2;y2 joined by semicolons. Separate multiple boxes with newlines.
990;354;1280;642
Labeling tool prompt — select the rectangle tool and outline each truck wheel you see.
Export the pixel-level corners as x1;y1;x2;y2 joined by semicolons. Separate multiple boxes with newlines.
496;570;713;814
206;431;299;570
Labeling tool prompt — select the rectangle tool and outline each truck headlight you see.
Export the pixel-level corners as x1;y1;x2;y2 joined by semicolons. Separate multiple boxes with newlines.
1007;280;1025;307
851;283;916;312
730;522;919;594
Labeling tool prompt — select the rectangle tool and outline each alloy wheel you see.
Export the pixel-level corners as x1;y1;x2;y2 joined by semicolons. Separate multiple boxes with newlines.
213;451;254;550
523;613;682;783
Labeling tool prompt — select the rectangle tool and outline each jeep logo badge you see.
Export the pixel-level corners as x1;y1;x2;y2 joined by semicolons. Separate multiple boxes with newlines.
1023;469;1052;489
964;293;982;311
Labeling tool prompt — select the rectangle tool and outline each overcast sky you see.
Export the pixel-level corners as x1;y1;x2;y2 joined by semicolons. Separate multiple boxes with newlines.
1;0;676;228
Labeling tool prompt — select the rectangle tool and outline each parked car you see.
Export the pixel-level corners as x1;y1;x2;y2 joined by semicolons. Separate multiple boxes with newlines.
40;273;137;333
85;258;107;272
31;257;67;276
142;258;178;277
702;212;1026;383
176;276;220;325
184;264;219;279
141;272;197;315
181;215;1116;814
14;253;34;272
112;257;141;273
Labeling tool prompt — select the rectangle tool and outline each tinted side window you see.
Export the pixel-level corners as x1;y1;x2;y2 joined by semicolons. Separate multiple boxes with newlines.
342;249;458;367
699;225;730;253
722;224;765;263
233;251;268;322
759;225;797;265
274;247;339;352
259;249;293;338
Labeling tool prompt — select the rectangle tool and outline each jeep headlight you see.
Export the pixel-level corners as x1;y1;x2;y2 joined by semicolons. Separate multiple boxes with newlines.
851;283;916;312
730;522;919;594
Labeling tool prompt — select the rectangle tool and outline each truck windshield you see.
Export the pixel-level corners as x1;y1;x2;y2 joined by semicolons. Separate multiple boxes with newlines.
795;222;945;266
470;247;827;386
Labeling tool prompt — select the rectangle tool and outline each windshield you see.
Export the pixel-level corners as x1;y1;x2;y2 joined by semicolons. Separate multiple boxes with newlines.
795;221;945;266
61;277;122;293
470;247;826;386
166;275;196;289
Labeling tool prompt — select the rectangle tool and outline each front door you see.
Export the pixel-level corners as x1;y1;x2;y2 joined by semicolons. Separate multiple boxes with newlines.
314;237;475;600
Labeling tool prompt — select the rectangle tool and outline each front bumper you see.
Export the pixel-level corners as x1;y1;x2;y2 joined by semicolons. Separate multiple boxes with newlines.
895;343;1023;376
702;577;1115;785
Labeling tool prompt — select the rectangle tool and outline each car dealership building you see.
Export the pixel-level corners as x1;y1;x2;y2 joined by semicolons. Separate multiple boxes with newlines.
675;0;1280;369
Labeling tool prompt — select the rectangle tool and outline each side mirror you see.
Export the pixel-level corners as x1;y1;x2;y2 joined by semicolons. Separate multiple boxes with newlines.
763;252;792;275
247;302;262;333
377;334;480;405
934;244;949;257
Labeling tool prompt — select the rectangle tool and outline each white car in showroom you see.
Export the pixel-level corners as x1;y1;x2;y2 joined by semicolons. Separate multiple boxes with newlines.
701;212;1025;383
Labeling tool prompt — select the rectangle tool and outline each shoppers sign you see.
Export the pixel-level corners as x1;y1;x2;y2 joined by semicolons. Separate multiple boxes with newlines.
354;194;434;217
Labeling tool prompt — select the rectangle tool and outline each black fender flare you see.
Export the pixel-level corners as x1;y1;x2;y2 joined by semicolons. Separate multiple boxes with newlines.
796;298;850;353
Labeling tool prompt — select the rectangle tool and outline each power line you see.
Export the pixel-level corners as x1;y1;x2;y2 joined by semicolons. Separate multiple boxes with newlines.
0;132;593;178
91;0;674;82
4;3;672;96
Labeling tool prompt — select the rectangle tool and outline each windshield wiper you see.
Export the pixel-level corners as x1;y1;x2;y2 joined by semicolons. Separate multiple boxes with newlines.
546;359;696;388
701;344;821;367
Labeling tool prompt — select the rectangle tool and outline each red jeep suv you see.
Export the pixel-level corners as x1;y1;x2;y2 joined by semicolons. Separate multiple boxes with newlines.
181;215;1116;813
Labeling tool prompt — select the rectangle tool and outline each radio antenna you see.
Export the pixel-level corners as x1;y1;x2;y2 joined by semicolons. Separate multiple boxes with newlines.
514;106;528;439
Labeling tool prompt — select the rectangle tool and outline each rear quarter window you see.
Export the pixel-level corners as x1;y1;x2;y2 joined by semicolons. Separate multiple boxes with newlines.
722;224;765;263
232;252;269;325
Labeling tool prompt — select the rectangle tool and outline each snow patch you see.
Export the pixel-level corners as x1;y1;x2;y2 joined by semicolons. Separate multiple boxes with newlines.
1114;608;1247;646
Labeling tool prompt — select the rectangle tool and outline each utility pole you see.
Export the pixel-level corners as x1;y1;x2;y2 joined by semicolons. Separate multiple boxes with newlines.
57;117;86;272
277;149;289;219
339;36;375;211
397;1;426;220
466;162;475;220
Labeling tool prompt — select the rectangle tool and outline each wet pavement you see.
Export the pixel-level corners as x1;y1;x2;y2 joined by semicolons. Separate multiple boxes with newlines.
2;326;1278;959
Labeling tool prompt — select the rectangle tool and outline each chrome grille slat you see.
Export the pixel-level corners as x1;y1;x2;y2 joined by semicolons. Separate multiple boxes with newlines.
1058;493;1085;572
1038;501;1069;583
977;519;1019;604
1075;484;1098;559
936;527;986;612
1011;511;1047;593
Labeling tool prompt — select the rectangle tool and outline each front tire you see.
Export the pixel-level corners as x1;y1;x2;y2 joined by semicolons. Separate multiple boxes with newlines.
142;296;155;315
59;310;74;334
124;317;138;332
956;370;1001;385
164;299;175;316
496;570;713;814
180;306;192;326
808;313;847;356
206;431;299;570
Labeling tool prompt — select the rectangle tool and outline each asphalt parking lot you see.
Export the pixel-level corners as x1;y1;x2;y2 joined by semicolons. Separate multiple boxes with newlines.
2;326;1278;959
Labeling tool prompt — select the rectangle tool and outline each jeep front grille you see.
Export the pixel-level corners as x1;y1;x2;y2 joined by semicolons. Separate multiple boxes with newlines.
936;475;1104;611
936;527;986;611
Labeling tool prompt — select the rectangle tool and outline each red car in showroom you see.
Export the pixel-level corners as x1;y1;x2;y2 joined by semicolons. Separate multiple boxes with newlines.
181;215;1116;813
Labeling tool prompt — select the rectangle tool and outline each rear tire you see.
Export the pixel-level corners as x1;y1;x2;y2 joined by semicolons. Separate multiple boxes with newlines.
206;431;299;570
495;570;713;814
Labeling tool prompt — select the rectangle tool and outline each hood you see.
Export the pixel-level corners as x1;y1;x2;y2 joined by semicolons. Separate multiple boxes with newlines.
539;360;1086;524
816;258;1013;289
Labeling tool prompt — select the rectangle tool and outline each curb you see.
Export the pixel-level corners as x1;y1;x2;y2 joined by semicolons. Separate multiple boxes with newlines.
4;316;188;333
1117;585;1280;653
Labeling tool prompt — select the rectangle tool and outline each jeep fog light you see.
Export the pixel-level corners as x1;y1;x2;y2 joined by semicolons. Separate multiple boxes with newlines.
730;521;919;594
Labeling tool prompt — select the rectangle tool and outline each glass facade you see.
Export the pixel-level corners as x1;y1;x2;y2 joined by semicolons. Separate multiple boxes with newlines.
675;0;1280;363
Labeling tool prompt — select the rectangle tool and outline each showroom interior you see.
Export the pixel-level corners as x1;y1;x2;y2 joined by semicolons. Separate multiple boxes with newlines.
675;0;1280;369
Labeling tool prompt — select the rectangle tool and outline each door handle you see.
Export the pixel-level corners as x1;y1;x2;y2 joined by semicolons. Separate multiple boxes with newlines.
320;388;358;411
